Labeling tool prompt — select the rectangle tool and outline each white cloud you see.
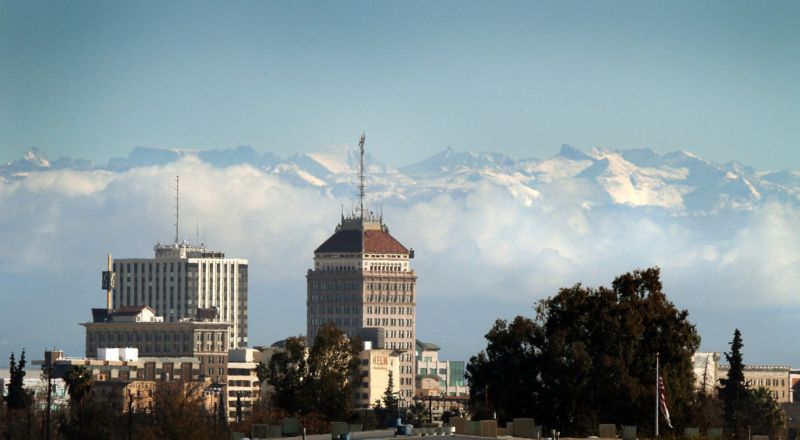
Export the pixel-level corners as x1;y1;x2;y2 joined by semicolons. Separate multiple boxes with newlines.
2;161;800;362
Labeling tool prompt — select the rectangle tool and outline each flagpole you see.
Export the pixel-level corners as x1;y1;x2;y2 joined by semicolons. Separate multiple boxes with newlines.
656;352;660;438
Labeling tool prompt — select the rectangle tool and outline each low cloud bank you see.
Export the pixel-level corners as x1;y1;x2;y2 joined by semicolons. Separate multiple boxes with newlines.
1;158;797;362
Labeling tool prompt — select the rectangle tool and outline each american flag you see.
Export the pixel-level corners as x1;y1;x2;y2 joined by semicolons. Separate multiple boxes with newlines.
659;375;673;429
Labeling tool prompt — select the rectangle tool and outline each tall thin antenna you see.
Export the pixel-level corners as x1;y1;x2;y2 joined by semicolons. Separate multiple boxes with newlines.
195;217;199;245
358;132;366;220
174;176;180;244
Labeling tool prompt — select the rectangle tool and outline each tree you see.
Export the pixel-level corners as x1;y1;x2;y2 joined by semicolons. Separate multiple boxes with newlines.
268;337;310;415
5;350;32;410
382;371;399;417
407;402;429;426
304;324;361;421
466;268;700;435
137;381;221;440
267;325;360;421
255;361;268;404
466;316;541;421
64;365;92;432
741;387;784;439
717;329;784;440
719;329;746;435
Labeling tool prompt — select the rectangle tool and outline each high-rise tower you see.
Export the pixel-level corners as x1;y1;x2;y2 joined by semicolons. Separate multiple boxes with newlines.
307;134;417;401
109;177;249;348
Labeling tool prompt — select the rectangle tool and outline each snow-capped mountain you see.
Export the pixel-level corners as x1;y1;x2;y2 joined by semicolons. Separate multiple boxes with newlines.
3;144;798;213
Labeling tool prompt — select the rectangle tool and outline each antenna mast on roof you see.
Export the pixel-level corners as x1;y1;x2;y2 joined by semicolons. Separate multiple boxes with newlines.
174;176;180;244
358;132;366;220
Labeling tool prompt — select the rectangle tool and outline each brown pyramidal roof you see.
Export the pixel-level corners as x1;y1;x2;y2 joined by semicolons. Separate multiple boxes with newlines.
315;228;409;254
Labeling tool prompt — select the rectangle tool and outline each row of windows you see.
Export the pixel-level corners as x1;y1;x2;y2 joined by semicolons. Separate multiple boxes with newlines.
309;306;361;315
310;283;415;294
366;294;413;303
752;378;785;387
310;317;360;327
365;264;407;273
366;306;413;315
366;318;413;327
419;368;448;375
312;282;359;291
366;283;413;292
309;293;359;303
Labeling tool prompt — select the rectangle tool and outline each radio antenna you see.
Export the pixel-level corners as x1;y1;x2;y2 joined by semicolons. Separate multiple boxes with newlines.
174;176;180;244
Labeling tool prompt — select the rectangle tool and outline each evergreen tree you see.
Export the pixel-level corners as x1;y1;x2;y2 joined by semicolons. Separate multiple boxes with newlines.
719;329;746;434
382;371;399;417
5;350;31;410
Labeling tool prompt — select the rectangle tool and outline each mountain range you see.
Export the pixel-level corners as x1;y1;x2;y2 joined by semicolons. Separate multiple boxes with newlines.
4;144;800;214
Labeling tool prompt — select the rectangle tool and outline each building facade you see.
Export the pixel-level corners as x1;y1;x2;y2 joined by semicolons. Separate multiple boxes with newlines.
415;340;468;398
226;348;260;421
353;346;401;409
110;242;248;348
307;212;417;400
692;352;721;395
83;305;230;383
307;136;418;401
719;364;792;403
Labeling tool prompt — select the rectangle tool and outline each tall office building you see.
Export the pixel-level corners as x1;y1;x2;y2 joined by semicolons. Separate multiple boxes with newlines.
110;242;248;348
307;134;417;401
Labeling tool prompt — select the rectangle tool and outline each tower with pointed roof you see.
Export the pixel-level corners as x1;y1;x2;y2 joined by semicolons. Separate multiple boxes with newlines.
307;133;417;403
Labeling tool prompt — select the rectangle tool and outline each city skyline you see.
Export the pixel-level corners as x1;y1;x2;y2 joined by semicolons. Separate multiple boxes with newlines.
1;1;799;368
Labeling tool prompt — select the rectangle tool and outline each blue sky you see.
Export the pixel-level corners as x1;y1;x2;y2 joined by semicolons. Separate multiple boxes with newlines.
1;1;798;168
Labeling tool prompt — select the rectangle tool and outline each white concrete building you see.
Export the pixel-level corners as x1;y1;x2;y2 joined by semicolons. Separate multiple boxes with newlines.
111;242;248;348
226;348;260;422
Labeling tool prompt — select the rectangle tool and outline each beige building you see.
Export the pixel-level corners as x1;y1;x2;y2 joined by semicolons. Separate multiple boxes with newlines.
83;305;230;383
110;241;248;348
693;352;721;395
227;348;261;421
307;138;417;401
719;364;792;403
354;345;401;409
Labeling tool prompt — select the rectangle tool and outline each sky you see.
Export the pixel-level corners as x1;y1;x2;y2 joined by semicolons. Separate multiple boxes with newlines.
1;1;800;366
1;1;799;169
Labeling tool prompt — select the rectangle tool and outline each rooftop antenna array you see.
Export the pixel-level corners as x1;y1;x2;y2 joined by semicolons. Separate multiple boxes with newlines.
358;132;366;220
174;175;180;244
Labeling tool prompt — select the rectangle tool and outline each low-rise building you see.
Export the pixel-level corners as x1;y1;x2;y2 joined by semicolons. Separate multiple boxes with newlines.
227;348;260;421
719;364;792;403
354;343;401;409
83;305;230;383
0;367;69;410
34;349;211;413
414;340;469;418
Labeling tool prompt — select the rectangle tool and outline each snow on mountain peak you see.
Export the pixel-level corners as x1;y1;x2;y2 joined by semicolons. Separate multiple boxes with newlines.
305;144;358;174
2;144;793;214
23;147;51;167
